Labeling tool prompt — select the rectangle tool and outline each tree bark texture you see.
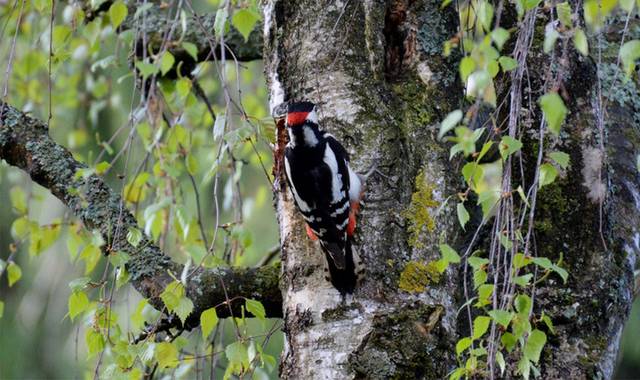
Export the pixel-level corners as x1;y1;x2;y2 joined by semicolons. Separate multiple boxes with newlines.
263;1;638;379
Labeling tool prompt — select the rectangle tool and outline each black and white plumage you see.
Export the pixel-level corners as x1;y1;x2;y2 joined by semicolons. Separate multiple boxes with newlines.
283;101;363;294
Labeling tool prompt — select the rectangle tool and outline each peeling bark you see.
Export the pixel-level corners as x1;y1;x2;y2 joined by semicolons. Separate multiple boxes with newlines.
0;102;282;324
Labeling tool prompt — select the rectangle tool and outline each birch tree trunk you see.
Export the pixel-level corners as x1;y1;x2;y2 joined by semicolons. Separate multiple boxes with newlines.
263;1;639;379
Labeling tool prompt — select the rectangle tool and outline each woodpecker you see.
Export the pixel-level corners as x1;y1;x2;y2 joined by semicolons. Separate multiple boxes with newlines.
283;101;363;294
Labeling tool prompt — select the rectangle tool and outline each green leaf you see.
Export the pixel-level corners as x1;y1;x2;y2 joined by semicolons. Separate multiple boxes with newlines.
473;315;491;339
544;25;560;53
477;0;494;31
518;356;531;380
459;57;476;82
488;309;515;328
69;291;89;321
474;268;488;290
156;342;179;368
524;329;547;363
214;8;229;38
52;25;72;47
201;307;219;339
109;251;131;267
620;0;635;12
176;77;192;98
439;244;461;264
491;28;510;50
549;151;570;169
539;92;567;135
456;337;473;355
11;217;29;240
476;284;493;306
71;274;94;300
160;281;184;311
135;60;159;79
95;161;110;175
232;9;260;41
538;163;558;189
524;0;543;10
10;187;27;214
515;294;532;315
182;42;198;60
551;264;568;283
531;257;553;270
7;262;22;287
131;299;148;331
0;300;4;319
541;312;556;334
496;351;506;375
583;0;603;30
449;368;466;380
513;253;531;268
160;51;175;76
80;244;101;274
109;1;128;29
456;203;470;229
620;40;640;76
499;136;523;160
514;274;533;286
439;110;463;140
245;298;266;320
468;256;489;269
556;2;573;27
498;56;518;72
225;341;249;368
174;297;194;325
501;332;517;352
86;329;105;356
186;154;198;175
462;162;484;187
127;227;143;247
573;28;589;56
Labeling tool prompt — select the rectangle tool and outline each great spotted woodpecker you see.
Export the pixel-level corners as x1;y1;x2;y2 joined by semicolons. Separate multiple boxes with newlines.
283;101;363;294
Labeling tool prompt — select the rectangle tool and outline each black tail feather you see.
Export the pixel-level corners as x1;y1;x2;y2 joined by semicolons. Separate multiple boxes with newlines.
323;239;357;294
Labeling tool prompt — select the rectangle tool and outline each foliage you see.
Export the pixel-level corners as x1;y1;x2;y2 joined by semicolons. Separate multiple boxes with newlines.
436;0;638;376
0;0;280;378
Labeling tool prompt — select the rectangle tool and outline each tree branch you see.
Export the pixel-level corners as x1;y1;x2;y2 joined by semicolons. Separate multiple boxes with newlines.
85;2;262;66
0;102;282;325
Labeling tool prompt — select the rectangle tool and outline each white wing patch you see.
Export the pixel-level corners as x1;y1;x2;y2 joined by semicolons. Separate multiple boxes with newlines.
348;164;361;202
330;200;349;217
323;144;345;204
285;157;312;212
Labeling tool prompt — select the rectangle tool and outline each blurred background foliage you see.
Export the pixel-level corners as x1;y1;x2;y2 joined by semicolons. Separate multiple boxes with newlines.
0;0;637;379
0;0;283;378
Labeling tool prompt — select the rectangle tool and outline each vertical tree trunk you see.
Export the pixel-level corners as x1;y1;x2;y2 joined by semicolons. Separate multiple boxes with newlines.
263;1;638;378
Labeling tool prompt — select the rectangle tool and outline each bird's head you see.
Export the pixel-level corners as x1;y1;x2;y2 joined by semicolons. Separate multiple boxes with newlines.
286;101;318;128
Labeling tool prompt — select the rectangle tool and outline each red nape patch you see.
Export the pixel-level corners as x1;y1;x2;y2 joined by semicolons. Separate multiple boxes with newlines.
286;111;309;126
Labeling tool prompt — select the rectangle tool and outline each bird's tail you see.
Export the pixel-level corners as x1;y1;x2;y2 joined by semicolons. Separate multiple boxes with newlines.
322;239;360;295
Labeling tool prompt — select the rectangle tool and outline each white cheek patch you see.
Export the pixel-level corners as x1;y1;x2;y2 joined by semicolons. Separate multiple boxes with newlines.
307;109;318;124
